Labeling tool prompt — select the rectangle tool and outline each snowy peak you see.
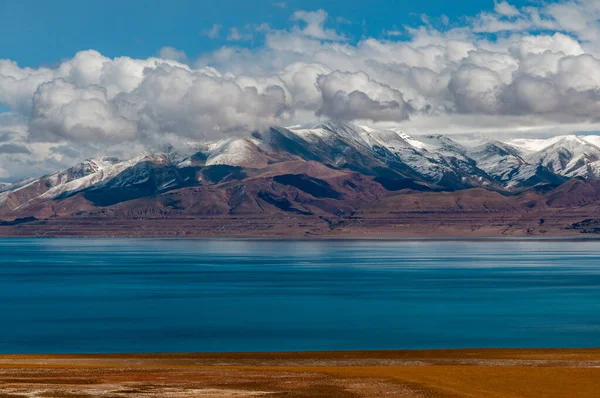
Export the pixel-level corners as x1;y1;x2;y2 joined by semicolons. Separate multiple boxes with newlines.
414;135;468;158
472;140;524;159
0;154;169;212
528;136;600;176
205;138;268;168
507;135;600;154
38;156;150;200
546;136;599;153
311;120;357;135
297;121;412;152
51;157;121;186
295;123;494;187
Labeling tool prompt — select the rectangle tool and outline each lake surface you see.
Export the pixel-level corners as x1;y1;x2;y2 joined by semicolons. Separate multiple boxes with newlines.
1;238;600;354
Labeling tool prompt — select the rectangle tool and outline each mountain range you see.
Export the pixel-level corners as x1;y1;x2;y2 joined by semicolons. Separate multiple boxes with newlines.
2;121;600;237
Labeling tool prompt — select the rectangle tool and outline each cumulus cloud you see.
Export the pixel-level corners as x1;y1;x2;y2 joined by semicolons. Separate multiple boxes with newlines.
291;10;345;41
0;118;85;181
128;65;293;137
494;1;520;17
279;62;331;109
30;79;138;142
5;1;600;179
317;71;411;122
0;50;296;144
158;47;188;63
0;59;55;115
449;66;504;114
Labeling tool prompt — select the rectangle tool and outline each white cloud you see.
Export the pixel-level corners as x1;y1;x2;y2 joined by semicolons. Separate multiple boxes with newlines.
121;65;293;139
384;29;403;37
291;10;346;41
204;24;222;39
158;47;188;63
279;62;331;109
336;17;351;25
30;79;138;142
0;117;83;181
510;33;584;58
0;60;55;115
449;66;504;114
556;54;600;91
227;27;253;41
494;1;520;17
317;71;411;122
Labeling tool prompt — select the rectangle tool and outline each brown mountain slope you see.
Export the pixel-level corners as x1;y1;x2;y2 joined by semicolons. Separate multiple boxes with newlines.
1;158;600;238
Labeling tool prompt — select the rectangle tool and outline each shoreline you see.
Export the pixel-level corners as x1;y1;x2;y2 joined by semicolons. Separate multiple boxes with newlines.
3;347;600;360
2;348;600;397
2;234;600;241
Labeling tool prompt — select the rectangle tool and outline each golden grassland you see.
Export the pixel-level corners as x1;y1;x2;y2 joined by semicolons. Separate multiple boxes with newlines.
1;349;600;397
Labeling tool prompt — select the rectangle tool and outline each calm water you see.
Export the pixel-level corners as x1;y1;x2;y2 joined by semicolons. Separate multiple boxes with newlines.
1;238;600;354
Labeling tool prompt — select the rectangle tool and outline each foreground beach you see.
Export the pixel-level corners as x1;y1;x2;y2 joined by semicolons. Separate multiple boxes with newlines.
1;349;600;397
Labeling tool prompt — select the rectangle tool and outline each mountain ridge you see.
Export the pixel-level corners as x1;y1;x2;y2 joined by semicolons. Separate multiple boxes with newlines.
2;122;600;237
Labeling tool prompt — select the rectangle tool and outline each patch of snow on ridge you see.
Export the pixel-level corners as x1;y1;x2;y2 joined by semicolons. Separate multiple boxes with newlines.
290;126;335;143
39;156;145;200
1;157;148;211
205;138;261;167
355;125;414;152
388;128;427;150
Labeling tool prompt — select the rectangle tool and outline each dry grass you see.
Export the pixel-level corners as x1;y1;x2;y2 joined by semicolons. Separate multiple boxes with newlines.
1;349;600;397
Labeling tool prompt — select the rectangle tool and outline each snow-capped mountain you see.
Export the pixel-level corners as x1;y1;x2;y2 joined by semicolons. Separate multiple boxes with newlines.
0;154;180;211
467;140;526;182
526;136;600;177
3;121;600;215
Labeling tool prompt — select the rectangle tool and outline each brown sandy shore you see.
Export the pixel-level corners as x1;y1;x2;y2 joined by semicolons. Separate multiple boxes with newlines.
2;350;600;398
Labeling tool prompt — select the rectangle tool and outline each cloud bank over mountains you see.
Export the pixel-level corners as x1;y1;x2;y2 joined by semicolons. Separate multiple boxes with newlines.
3;0;600;179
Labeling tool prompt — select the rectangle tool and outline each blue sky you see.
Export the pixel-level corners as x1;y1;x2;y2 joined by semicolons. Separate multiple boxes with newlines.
0;0;529;67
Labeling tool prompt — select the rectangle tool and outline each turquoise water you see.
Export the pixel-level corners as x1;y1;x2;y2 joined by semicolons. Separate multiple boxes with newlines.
1;238;600;354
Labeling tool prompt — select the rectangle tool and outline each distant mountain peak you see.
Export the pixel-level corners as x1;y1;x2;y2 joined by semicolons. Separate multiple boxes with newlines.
311;119;357;131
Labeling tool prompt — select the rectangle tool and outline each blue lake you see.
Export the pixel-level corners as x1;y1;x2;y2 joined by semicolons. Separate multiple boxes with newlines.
1;238;600;354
